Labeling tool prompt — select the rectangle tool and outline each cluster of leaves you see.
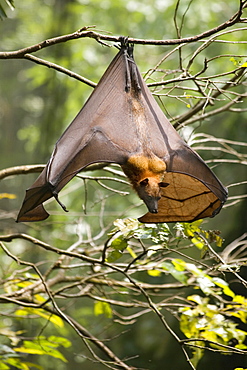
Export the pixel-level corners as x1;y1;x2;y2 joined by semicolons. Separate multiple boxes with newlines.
180;294;247;367
0;271;71;369
0;326;70;370
103;218;247;366
0;212;247;369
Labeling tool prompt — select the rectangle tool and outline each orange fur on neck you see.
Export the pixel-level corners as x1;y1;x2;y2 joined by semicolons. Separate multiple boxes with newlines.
121;155;166;188
121;155;167;213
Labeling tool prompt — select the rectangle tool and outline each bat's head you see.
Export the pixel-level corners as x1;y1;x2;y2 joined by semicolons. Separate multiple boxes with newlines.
137;178;169;214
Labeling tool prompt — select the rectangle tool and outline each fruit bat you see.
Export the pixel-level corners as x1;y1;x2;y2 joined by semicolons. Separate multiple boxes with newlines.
17;38;228;223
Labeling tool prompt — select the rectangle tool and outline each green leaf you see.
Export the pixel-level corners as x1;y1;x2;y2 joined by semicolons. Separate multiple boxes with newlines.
0;362;10;370
107;236;128;262
182;220;203;238
14;347;44;355
162;261;188;284
110;237;128;251
190;345;205;368
94;301;112;318
14;337;69;363
226;295;247;324
172;259;186;272
15;308;64;328
48;336;71;349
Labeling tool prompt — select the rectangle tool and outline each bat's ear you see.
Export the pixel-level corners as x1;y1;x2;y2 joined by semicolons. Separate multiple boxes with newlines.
17;204;49;222
140;178;149;186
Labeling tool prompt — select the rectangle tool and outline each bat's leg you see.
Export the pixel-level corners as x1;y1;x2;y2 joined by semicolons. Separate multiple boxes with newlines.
52;191;68;213
130;61;141;91
123;48;131;91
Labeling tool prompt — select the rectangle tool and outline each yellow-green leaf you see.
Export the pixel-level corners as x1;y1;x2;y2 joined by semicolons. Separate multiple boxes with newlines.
191;236;205;249
212;277;235;298
14;347;44;355
6;358;31;370
126;246;137;258
15;308;64;328
0;193;16;200
190;345;204;368
94;301;112;318
0;362;10;369
147;269;162;277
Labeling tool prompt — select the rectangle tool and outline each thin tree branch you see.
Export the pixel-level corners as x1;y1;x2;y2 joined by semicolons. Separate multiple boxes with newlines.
24;54;96;87
0;2;245;59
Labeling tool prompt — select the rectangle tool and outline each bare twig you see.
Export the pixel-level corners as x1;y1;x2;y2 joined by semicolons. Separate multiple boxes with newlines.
0;2;245;60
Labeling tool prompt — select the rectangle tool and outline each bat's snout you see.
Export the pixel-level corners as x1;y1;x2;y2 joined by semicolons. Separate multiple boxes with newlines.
149;207;158;214
146;197;159;214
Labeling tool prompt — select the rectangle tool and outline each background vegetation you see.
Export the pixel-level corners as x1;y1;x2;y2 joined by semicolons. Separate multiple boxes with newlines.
0;0;246;369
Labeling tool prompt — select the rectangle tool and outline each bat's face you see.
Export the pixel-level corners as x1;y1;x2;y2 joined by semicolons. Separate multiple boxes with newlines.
137;178;169;214
121;155;170;214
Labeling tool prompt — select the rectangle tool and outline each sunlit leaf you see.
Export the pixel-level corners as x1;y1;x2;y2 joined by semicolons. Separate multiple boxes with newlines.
172;259;186;272
212;277;235;298
126;246;137;258
162;261;188;284
112;218;139;237
5;358;31;370
191;236;204;249
190;345;204;368
182;220;203;237
15;308;64;328
0;193;16;200
0;362;10;370
14;337;69;362
94;301;112;318
147;269;162;277
48;336;71;349
14;347;44;355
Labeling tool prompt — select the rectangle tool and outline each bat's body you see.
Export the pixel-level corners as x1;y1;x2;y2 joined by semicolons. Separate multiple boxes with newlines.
17;39;227;223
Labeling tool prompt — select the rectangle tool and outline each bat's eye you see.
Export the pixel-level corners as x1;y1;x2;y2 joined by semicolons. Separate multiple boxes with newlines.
159;182;169;188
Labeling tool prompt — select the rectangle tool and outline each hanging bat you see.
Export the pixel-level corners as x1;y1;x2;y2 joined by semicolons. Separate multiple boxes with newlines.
17;38;228;223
